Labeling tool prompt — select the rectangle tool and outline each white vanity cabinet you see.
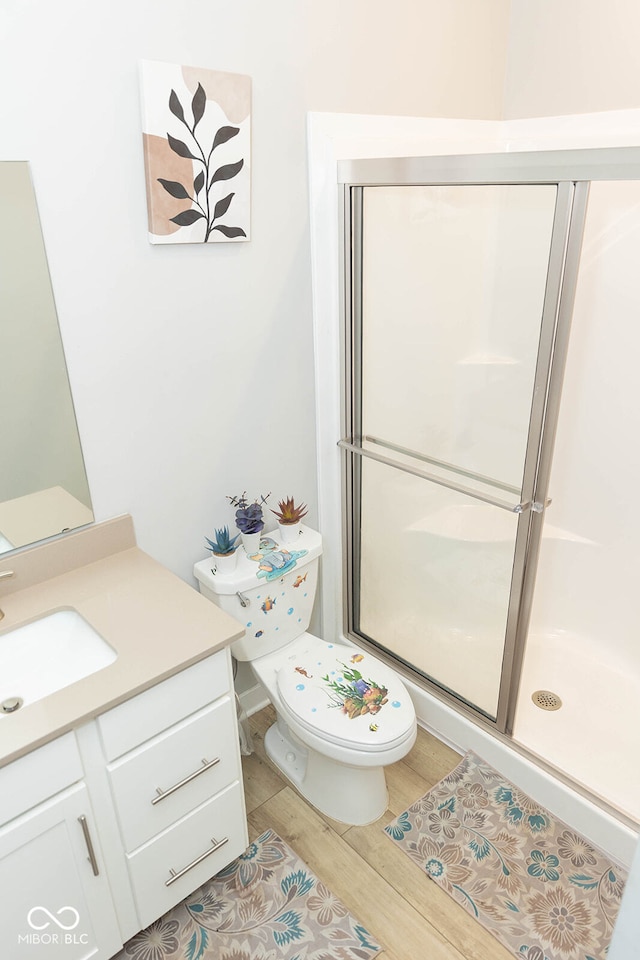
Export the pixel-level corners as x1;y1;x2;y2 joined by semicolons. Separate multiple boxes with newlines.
97;647;248;931
0;735;121;960
0;646;248;955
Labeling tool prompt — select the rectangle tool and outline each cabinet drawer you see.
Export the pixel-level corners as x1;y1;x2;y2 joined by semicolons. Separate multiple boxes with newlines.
98;649;231;760
0;733;83;827
107;695;240;850
127;780;247;930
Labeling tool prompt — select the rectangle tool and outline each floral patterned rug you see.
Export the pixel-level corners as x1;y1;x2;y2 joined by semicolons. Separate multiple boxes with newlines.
385;751;627;960
115;829;381;960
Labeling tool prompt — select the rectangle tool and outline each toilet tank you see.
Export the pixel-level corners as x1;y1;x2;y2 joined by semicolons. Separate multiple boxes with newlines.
193;525;322;661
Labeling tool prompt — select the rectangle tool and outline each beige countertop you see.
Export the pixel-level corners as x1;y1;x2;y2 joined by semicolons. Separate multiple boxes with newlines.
0;516;244;767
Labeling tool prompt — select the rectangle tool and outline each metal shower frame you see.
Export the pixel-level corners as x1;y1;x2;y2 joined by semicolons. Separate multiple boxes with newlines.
338;146;640;735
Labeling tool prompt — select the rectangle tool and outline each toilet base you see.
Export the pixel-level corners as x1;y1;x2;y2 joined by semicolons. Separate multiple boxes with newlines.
264;715;389;826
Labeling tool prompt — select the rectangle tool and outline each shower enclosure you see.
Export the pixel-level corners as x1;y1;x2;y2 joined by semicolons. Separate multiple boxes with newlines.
338;149;640;822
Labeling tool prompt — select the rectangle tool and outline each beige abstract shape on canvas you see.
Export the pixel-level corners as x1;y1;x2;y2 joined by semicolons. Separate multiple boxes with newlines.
181;66;250;123
142;133;194;236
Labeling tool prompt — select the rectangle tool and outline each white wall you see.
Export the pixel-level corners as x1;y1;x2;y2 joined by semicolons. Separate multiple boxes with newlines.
0;0;509;583
306;0;510;119
505;0;640;119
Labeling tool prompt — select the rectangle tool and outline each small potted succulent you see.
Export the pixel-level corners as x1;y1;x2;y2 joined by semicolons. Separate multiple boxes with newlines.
271;495;308;543
228;492;271;554
205;525;240;574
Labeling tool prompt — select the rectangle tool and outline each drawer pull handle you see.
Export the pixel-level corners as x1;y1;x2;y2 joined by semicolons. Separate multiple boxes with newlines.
78;815;100;876
151;757;220;805
165;836;229;887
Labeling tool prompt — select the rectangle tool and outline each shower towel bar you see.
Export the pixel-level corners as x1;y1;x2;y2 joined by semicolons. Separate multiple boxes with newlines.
362;435;521;496
338;438;529;514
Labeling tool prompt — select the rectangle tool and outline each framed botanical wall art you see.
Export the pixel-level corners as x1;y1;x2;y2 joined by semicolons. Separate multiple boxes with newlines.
140;60;251;243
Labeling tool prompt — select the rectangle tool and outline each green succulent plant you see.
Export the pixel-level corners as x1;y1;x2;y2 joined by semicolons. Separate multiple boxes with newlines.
271;496;308;525
205;525;240;556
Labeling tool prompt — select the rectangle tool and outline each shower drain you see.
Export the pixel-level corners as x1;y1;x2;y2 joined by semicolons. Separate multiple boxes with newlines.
531;689;562;711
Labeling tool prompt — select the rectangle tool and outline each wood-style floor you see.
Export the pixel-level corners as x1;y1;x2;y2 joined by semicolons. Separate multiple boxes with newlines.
243;705;512;960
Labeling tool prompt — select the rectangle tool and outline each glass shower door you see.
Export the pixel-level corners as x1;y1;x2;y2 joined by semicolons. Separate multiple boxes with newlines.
344;182;565;722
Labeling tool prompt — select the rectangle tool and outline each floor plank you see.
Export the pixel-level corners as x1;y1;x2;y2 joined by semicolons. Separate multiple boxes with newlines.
402;723;462;787
241;748;285;813
248;785;467;960
342;816;511;960
385;755;432;817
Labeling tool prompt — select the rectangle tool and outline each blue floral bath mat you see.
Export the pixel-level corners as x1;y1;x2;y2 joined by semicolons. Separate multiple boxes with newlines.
385;751;627;960
115;828;381;960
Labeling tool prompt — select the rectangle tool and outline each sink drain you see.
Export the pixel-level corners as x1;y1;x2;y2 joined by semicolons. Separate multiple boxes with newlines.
531;689;562;711
1;697;23;714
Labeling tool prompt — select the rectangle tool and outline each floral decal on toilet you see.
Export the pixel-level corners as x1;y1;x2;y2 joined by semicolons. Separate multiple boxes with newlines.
322;662;389;720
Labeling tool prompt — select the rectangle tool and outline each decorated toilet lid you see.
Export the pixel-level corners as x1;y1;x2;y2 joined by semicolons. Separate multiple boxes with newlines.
276;639;415;751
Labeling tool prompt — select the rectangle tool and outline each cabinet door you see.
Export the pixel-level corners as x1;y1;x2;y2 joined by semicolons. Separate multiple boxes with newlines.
0;783;122;960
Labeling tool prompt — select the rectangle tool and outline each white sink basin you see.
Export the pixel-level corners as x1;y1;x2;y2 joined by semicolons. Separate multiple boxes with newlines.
0;609;117;715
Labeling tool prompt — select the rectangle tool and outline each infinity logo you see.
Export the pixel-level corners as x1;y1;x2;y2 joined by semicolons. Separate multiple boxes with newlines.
27;907;80;931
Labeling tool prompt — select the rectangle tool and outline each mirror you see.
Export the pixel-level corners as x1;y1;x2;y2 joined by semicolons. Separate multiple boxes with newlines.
0;162;93;554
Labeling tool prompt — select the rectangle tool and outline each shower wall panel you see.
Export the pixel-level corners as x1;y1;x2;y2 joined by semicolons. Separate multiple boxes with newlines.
361;185;556;490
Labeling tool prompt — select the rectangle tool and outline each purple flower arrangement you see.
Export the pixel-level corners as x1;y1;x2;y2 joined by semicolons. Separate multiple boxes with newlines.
228;492;271;535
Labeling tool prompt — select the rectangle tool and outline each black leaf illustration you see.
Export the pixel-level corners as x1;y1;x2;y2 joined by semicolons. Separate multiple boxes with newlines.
169;90;185;123
213;192;234;221
157;178;190;200
193;171;205;196
211;159;244;185
167;133;197;160
212;125;240;151
170;209;206;226
192;83;206;128
159;82;247;242
211;225;247;238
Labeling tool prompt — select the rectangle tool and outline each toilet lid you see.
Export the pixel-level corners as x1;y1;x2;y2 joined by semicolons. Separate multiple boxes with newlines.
276;639;414;751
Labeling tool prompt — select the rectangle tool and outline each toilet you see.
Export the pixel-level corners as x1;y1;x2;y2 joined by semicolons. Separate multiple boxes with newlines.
193;525;417;825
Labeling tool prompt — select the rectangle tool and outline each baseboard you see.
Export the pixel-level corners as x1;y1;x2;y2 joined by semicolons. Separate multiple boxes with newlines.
237;682;270;717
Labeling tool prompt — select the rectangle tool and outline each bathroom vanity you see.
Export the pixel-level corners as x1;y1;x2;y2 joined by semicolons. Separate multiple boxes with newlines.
0;516;247;959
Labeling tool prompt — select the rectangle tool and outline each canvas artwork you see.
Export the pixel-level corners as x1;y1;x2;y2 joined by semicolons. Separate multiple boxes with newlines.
140;60;251;243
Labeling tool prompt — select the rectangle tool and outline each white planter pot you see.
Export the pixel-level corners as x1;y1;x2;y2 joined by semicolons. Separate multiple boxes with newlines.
211;550;238;575
241;531;262;556
278;521;301;544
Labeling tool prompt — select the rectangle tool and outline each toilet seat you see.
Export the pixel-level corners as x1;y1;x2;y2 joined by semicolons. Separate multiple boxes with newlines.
275;636;415;753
